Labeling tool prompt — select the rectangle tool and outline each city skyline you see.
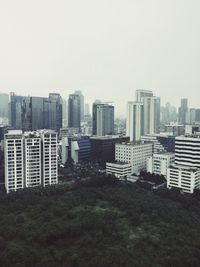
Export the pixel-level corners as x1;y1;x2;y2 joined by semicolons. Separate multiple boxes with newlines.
1;0;200;116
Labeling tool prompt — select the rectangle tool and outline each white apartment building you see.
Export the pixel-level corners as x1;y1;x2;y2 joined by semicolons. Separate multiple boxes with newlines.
4;130;24;193
115;142;153;174
41;130;58;187
106;162;132;178
24;132;41;188
4;130;58;193
167;165;200;194
147;153;175;177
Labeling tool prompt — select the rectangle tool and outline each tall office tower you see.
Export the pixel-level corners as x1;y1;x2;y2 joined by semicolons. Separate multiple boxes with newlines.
175;136;200;168
178;98;188;124
49;93;63;131
74;90;84;121
189;108;196;124
195;109;200;123
4;129;58;193
126;102;144;142
92;103;114;136
68;94;81;130
142;96;160;135
136;90;160;134
135;89;153;102
0;93;9;118
92;100;101;135
21;96;32;131
85;103;90;116
10;93;22;129
62;98;68;127
4;130;24;193
31;97;45;130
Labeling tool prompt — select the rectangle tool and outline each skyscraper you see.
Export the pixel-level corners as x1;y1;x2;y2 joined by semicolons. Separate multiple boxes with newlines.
126;102;144;142
0;93;9;119
92;102;114;136
49;93;63;131
74;90;84;121
178;98;188;124
127;90;160;141
10;93;62;132
68;94;81;130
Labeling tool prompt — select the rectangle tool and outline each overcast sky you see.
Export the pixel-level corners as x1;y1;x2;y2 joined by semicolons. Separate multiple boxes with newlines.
0;0;200;116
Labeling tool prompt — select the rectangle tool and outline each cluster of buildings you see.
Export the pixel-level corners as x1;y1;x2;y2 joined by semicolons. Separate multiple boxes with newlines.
1;89;200;195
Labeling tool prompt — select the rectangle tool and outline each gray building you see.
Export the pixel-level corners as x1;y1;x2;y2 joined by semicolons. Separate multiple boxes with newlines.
68;94;81;130
92;102;114;136
178;98;188;125
74;90;84;121
10;93;62;132
0;93;9;119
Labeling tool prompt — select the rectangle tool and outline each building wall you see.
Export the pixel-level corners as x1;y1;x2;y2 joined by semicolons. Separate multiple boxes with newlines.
167;166;200;194
115;143;153;174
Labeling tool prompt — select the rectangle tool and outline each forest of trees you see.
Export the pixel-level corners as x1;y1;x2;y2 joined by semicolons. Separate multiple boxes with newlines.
1;176;200;266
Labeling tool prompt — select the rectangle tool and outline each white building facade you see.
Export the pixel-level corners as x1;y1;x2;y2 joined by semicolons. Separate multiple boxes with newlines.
167;165;200;194
106;162;132;178
115;142;153;174
4;130;58;193
147;153;175;177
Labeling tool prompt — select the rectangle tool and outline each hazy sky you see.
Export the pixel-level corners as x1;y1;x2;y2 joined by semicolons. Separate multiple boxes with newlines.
0;0;200;116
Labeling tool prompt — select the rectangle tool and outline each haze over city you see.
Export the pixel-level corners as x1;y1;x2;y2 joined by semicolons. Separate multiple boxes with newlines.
0;0;200;116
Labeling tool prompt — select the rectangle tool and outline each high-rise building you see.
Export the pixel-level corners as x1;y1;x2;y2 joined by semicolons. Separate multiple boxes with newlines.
135;89;153;102
0;93;9;119
92;102;114;136
127;90;160;141
74;90;84;121
167;135;200;193
48;93;62;132
68;94;81;130
175;135;200;168
4;129;58;193
126;102;144;142
10;93;62;132
178;98;188;125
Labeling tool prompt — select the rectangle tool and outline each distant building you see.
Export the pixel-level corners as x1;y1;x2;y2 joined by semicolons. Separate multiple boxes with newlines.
10;92;62;132
178;98;188;125
4;130;58;193
115;142;153;174
127;89;160;141
141;134;175;153
126;102;144;142
74;90;84;121
164;123;185;136
68;94;81;130
92;102;114;136
147;153;175;177
0;93;9;119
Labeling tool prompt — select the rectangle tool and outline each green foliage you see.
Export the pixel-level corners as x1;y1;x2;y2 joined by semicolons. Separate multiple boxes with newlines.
0;177;200;266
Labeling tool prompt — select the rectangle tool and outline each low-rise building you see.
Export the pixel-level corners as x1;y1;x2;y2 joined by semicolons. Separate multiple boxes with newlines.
106;162;132;178
115;142;153;174
147;153;175;177
167;165;200;194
